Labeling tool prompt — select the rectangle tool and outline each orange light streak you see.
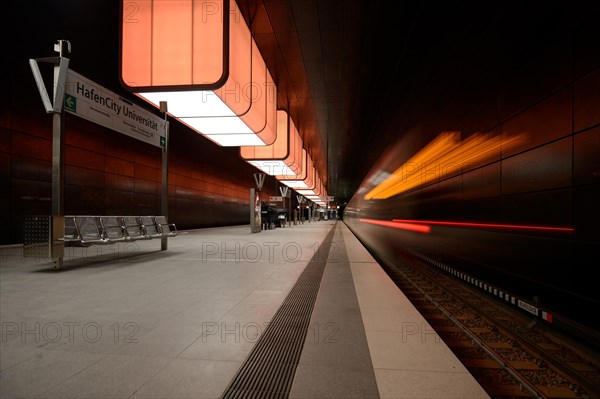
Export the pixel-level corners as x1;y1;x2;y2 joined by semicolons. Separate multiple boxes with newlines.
364;132;526;200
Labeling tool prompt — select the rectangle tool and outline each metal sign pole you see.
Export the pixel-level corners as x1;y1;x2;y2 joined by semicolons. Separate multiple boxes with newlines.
30;40;71;269
160;102;169;250
296;195;304;224
279;186;288;228
251;173;265;233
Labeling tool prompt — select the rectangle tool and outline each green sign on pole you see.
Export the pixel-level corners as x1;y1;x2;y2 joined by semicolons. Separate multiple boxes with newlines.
64;94;76;112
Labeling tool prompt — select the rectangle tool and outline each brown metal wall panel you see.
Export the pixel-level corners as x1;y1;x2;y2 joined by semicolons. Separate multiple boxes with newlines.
65;166;105;189
498;30;572;122
11;179;51;209
105;136;135;161
0;151;10;176
65;185;105;214
501;138;572;195
104;189;135;215
573;10;600;78
134;147;160;169
134;163;159;182
501;189;571;226
10;113;51;139
0;110;10;130
66;118;106;153
10;155;51;182
463;162;502;201
573;185;600;241
134;179;158;195
66;146;105;171
501;87;572;158
574;126;600;186
133;192;158;213
574;68;600;133
437;175;463;203
168;172;190;188
105;156;135;176
0;127;10;153
105;173;134;192
11;131;51;161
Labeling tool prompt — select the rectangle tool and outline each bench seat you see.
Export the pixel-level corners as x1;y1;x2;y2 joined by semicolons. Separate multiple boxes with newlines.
64;215;177;247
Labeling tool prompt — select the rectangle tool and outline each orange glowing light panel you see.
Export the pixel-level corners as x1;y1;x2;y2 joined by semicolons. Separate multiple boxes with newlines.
121;0;227;89
296;173;323;196
281;159;315;190
241;110;303;175
120;0;277;146
364;132;526;199
277;150;313;188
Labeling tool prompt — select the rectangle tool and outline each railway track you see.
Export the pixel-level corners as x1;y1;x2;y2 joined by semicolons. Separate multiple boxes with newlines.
381;251;600;399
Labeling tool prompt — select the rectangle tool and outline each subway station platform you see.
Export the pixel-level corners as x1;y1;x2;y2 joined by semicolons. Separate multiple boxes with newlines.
0;221;489;398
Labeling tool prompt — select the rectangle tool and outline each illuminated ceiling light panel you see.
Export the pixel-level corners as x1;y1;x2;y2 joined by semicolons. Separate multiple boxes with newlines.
277;149;311;187
364;131;527;199
241;110;303;175
120;0;276;146
296;174;322;196
279;154;316;191
281;180;309;189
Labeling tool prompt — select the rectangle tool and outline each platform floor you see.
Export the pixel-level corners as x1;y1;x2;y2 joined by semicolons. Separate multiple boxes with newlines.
0;221;489;398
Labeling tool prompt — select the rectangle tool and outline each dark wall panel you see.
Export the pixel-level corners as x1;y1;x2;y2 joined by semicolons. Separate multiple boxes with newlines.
463;162;501;201
574;127;600;186
501;87;572;158
501;137;572;195
574;69;600;132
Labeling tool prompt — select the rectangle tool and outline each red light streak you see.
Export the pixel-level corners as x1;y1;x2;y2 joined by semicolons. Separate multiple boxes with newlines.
391;219;574;233
359;218;431;233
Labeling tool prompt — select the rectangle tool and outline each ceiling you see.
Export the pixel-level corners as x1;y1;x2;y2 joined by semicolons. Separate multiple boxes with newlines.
232;1;593;204
236;0;380;202
234;0;502;203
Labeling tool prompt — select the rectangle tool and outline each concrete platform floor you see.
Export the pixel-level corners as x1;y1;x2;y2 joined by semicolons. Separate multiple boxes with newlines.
0;221;489;398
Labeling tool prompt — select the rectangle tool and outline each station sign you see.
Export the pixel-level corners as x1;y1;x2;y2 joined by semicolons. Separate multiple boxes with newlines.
269;196;283;202
64;69;166;147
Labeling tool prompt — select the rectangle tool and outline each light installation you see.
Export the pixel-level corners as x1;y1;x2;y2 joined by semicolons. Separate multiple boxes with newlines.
120;0;277;146
240;110;303;175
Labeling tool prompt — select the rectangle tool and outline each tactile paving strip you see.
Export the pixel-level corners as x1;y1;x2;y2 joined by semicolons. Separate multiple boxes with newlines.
221;224;337;399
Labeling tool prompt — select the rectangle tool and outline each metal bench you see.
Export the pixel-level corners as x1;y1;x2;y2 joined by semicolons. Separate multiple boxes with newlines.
23;215;178;268
64;216;178;247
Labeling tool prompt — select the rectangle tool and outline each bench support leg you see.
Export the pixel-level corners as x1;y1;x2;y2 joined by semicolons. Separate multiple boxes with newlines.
52;256;63;269
161;237;168;251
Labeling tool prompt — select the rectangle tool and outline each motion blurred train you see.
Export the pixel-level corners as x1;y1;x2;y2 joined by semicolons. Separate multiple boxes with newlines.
344;122;600;340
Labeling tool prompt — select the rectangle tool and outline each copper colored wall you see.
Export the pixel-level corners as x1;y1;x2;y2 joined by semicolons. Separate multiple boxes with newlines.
0;106;278;244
